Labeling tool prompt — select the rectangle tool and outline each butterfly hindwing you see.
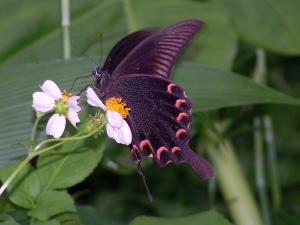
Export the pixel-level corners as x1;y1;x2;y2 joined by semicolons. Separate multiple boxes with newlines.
111;20;203;79
112;74;212;178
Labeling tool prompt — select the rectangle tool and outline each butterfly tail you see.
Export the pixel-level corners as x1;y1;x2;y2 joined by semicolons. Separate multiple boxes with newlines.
184;149;213;179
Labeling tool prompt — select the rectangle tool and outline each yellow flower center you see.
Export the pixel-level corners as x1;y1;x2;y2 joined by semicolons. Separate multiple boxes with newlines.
105;97;130;118
61;91;71;102
55;91;71;115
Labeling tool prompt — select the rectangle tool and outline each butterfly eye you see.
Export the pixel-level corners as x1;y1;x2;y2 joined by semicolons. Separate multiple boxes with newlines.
94;67;103;78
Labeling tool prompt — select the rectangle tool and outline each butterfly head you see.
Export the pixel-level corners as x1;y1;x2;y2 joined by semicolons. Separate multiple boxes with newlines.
93;66;104;79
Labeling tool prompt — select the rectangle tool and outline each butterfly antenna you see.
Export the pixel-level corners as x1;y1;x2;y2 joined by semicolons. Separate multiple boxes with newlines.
136;160;153;202
98;32;104;66
69;74;93;93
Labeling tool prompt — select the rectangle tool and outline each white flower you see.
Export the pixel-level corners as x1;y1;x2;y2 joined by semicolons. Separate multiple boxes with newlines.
32;80;81;139
86;87;132;145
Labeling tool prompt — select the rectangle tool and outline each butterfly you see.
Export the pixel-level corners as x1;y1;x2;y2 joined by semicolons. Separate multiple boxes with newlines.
92;20;213;181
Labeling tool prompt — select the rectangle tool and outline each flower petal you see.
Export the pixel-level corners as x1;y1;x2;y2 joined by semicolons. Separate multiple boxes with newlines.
106;123;114;139
41;80;62;100
68;96;81;112
32;91;55;112
86;87;107;110
106;110;123;128
46;114;66;138
113;129;125;144
118;120;132;145
68;109;80;127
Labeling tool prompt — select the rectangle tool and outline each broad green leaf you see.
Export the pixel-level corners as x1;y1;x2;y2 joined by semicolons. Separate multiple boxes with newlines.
0;142;104;209
53;212;81;225
2;0;236;70
129;211;233;225
0;58;299;166
31;220;60;225
225;0;300;55
0;215;20;225
28;190;76;221
36;141;105;189
77;206;103;225
0;162;35;209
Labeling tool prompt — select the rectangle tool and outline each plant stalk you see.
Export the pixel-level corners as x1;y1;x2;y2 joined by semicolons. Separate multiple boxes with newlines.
254;118;271;225
121;0;138;32
207;138;264;225
61;0;71;59
263;115;281;210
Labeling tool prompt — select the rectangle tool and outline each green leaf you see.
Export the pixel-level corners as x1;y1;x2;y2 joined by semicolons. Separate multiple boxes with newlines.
36;141;105;189
53;212;82;225
1;0;236;70
30;220;60;225
175;62;300;111
0;215;20;225
28;190;76;221
77;206;103;225
0;162;35;209
0;58;299;166
129;211;233;225
225;0;300;55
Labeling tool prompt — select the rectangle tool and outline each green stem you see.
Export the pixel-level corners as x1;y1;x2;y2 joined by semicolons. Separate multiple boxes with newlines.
121;0;138;32
207;138;264;225
263;115;281;210
0;125;104;196
61;0;71;59
254;118;271;225
0;154;35;196
30;115;42;147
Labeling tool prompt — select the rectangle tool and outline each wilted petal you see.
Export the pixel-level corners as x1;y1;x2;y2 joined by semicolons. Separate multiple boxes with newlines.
46;114;66;138
68;96;81;112
118;120;132;145
41;80;62;100
106;110;123;128
32;92;55;112
68;109;80;127
86;87;107;110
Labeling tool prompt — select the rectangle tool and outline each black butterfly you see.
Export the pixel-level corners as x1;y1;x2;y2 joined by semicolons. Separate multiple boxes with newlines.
92;20;213;180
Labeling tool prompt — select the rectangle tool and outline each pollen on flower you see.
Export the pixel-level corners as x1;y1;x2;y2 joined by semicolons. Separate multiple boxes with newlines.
61;90;72;102
105;97;130;118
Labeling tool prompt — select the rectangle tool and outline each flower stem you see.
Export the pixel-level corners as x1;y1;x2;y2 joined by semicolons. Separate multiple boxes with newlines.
121;0;138;32
0;125;104;196
61;0;71;59
0;154;34;196
30;115;42;147
206;136;264;225
254;118;271;225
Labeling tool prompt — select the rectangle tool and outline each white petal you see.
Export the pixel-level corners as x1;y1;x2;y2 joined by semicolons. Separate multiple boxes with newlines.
106;123;114;139
114;129;125;144
32;92;55;112
86;87;107;110
118;120;132;145
68;96;81;112
46;114;59;136
41;80;62;100
46;114;66;139
106;110;123;128
68;109;80;127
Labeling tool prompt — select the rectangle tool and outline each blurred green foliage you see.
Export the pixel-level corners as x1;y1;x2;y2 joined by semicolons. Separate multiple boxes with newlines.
0;0;300;225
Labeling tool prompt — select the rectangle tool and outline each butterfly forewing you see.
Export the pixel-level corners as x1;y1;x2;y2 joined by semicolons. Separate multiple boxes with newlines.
113;75;212;178
111;20;203;79
103;29;157;74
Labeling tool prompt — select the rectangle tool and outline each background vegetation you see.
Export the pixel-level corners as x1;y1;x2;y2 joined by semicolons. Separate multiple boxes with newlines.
0;0;300;225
